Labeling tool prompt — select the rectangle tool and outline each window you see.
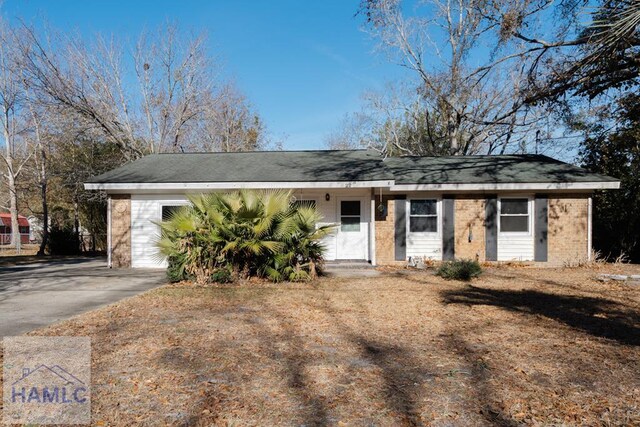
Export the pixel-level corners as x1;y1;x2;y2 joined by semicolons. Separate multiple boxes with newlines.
161;205;183;221
410;199;437;233
499;198;529;232
18;226;29;234
340;201;361;232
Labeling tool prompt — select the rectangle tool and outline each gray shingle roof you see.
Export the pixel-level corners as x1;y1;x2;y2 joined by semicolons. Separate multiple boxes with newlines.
86;150;617;185
87;150;391;183
384;154;617;184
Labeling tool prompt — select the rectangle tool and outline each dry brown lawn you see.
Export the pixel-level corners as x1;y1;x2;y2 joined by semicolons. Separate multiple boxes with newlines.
2;265;640;426
0;244;39;259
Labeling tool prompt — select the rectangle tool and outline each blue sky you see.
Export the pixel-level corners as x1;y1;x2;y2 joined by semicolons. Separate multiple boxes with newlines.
3;0;408;149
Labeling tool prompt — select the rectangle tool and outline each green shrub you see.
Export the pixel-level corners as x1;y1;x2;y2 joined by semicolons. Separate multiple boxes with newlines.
210;267;233;283
156;190;334;283
166;254;192;283
436;259;482;281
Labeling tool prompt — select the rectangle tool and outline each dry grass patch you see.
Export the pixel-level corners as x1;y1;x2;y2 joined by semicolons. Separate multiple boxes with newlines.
2;266;639;426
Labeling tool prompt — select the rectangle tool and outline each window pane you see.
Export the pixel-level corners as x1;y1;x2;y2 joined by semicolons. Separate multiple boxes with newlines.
162;205;182;221
500;216;528;232
410;200;436;216
341;201;360;216
341;216;361;232
501;199;528;215
410;216;437;232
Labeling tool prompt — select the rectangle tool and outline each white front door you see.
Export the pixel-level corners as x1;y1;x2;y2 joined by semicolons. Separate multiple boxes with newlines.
336;198;368;260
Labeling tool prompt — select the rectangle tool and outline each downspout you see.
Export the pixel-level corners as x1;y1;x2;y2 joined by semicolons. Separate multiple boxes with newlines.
107;195;112;268
588;196;593;261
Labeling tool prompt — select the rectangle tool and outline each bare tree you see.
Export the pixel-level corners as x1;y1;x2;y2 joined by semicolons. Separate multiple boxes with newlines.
201;83;267;152
26;103;50;255
525;0;640;104
134;25;216;153
325;112;373;150
0;18;275;256
358;0;564;155
0;21;32;250
19;23;261;158
19;27;143;159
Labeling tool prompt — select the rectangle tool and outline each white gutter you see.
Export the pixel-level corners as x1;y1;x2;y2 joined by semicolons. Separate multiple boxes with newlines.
389;181;620;192
84;180;395;191
84;180;620;192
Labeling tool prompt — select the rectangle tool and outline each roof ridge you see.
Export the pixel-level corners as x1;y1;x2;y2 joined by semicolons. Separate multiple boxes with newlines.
151;149;373;155
384;153;549;159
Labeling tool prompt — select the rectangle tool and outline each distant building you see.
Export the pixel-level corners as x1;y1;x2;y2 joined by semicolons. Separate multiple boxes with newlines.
27;215;44;243
0;213;31;245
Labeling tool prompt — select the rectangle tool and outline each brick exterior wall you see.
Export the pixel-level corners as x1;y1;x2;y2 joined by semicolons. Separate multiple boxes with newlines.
454;197;486;262
547;195;589;266
372;194;591;266
110;195;131;268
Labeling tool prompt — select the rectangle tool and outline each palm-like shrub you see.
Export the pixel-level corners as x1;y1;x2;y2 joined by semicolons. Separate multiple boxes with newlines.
156;190;333;283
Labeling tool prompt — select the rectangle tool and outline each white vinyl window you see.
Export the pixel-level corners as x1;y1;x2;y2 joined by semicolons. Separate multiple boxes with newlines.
499;198;530;233
409;199;438;233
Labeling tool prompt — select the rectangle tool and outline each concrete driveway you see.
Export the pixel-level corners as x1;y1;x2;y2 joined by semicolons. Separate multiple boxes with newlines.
0;258;166;336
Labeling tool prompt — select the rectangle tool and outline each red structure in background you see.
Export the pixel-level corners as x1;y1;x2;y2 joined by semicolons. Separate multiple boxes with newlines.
0;213;30;245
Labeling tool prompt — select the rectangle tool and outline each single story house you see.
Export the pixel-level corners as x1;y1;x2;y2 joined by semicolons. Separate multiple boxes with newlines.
84;150;620;268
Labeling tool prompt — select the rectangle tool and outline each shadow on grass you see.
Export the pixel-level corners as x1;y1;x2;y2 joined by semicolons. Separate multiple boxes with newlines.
443;334;519;427
442;286;640;346
178;304;331;427
350;337;427;426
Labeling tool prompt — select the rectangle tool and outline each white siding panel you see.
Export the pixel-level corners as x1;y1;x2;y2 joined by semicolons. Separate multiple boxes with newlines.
497;236;534;261
131;198;162;268
131;195;189;268
405;197;443;260
406;235;442;259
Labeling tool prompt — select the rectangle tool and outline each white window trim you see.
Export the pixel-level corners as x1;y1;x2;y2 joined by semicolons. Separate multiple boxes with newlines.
407;197;441;237
339;199;363;232
498;196;534;236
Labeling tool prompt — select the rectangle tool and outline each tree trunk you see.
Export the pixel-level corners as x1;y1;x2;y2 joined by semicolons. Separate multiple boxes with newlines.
74;194;81;253
3;117;20;252
8;171;20;252
448;111;459;155
37;178;48;256
33;110;49;256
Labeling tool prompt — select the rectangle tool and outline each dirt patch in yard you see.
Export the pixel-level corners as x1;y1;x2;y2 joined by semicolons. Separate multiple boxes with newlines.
1;266;639;426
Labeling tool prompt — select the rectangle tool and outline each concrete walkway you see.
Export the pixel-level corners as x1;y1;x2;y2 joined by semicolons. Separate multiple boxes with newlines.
0;258;165;336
